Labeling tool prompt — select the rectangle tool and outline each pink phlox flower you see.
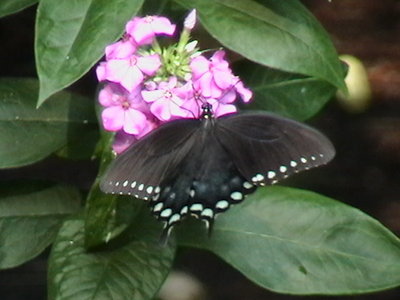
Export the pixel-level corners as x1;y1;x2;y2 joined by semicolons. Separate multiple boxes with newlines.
102;53;161;92
105;36;137;60
99;84;152;136
142;77;192;121
190;50;235;99
126;16;176;45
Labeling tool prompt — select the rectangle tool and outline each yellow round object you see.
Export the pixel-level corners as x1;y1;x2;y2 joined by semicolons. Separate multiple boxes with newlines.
337;54;372;113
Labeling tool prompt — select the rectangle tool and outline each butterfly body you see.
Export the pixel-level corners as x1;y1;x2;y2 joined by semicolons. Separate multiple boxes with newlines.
100;105;335;238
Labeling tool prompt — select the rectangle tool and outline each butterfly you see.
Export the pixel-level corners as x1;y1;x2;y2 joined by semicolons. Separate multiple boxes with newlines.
100;103;335;239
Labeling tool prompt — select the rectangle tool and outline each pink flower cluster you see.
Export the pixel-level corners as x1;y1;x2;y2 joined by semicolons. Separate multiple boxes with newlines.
96;11;252;153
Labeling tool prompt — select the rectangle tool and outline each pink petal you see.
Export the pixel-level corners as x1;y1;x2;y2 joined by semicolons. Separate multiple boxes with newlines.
218;89;237;104
213;68;234;90
197;73;223;99
126;18;155;45
125;17;141;34
96;62;107;81
150;16;176;35
169;97;189;118
235;80;253;102
105;39;136;60
181;97;201;118
98;85;115;106
123;108;147;134
142;89;165;103
112;131;137;154
213;102;237;117
119;65;144;92
190;55;210;79
104;59;131;82
150;99;172;121
137;54;161;75
174;81;194;101
101;106;124;131
211;50;229;69
136;119;158;138
195;72;212;97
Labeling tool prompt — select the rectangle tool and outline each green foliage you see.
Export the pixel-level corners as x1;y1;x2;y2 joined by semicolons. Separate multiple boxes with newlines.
0;0;399;299
0;182;81;269
0;0;37;18
176;0;346;92
237;63;338;120
0;78;97;168
48;214;175;300
35;0;145;106
178;187;400;294
84;132;144;249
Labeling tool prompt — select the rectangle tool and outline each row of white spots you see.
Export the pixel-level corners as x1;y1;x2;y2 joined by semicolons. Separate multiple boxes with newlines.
153;189;245;225
249;154;325;185
108;180;161;199
152;177;258;227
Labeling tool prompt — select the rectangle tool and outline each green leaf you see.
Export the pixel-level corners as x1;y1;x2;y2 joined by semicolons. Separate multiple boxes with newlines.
0;78;97;168
238;63;336;120
84;130;119;249
0;182;81;269
178;186;400;294
84;182;144;250
49;213;175;300
0;0;37;18
56;127;99;160
35;0;144;106
175;0;346;91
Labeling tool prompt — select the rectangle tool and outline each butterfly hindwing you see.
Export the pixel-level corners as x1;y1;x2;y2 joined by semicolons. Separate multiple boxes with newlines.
215;112;335;186
148;129;256;236
100;118;201;199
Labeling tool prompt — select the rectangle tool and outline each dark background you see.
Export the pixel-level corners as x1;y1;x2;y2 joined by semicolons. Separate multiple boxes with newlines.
0;0;399;299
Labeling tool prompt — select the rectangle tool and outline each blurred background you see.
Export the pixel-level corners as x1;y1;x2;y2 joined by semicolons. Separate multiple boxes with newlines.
0;0;399;299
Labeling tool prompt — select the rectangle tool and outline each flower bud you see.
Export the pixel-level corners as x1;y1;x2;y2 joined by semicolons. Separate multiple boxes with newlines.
184;9;197;30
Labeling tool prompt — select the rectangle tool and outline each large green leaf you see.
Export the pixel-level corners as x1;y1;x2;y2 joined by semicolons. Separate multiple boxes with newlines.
0;78;97;168
175;0;346;91
0;0;37;18
84;142;144;250
238;63;337;120
35;0;144;106
178;186;400;294
48;213;175;300
0;182;81;269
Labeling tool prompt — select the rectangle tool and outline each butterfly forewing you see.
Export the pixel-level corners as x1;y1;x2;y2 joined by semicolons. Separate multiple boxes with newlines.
215;112;335;186
100;118;201;199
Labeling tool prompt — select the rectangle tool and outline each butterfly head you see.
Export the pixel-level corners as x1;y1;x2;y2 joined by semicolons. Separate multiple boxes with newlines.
200;102;214;120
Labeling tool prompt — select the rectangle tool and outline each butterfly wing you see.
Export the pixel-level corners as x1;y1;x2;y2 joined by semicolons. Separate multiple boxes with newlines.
215;112;335;185
147;130;256;231
100;118;201;199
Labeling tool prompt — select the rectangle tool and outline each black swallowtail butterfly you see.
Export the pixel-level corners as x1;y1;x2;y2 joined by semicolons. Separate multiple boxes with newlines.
100;104;335;239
